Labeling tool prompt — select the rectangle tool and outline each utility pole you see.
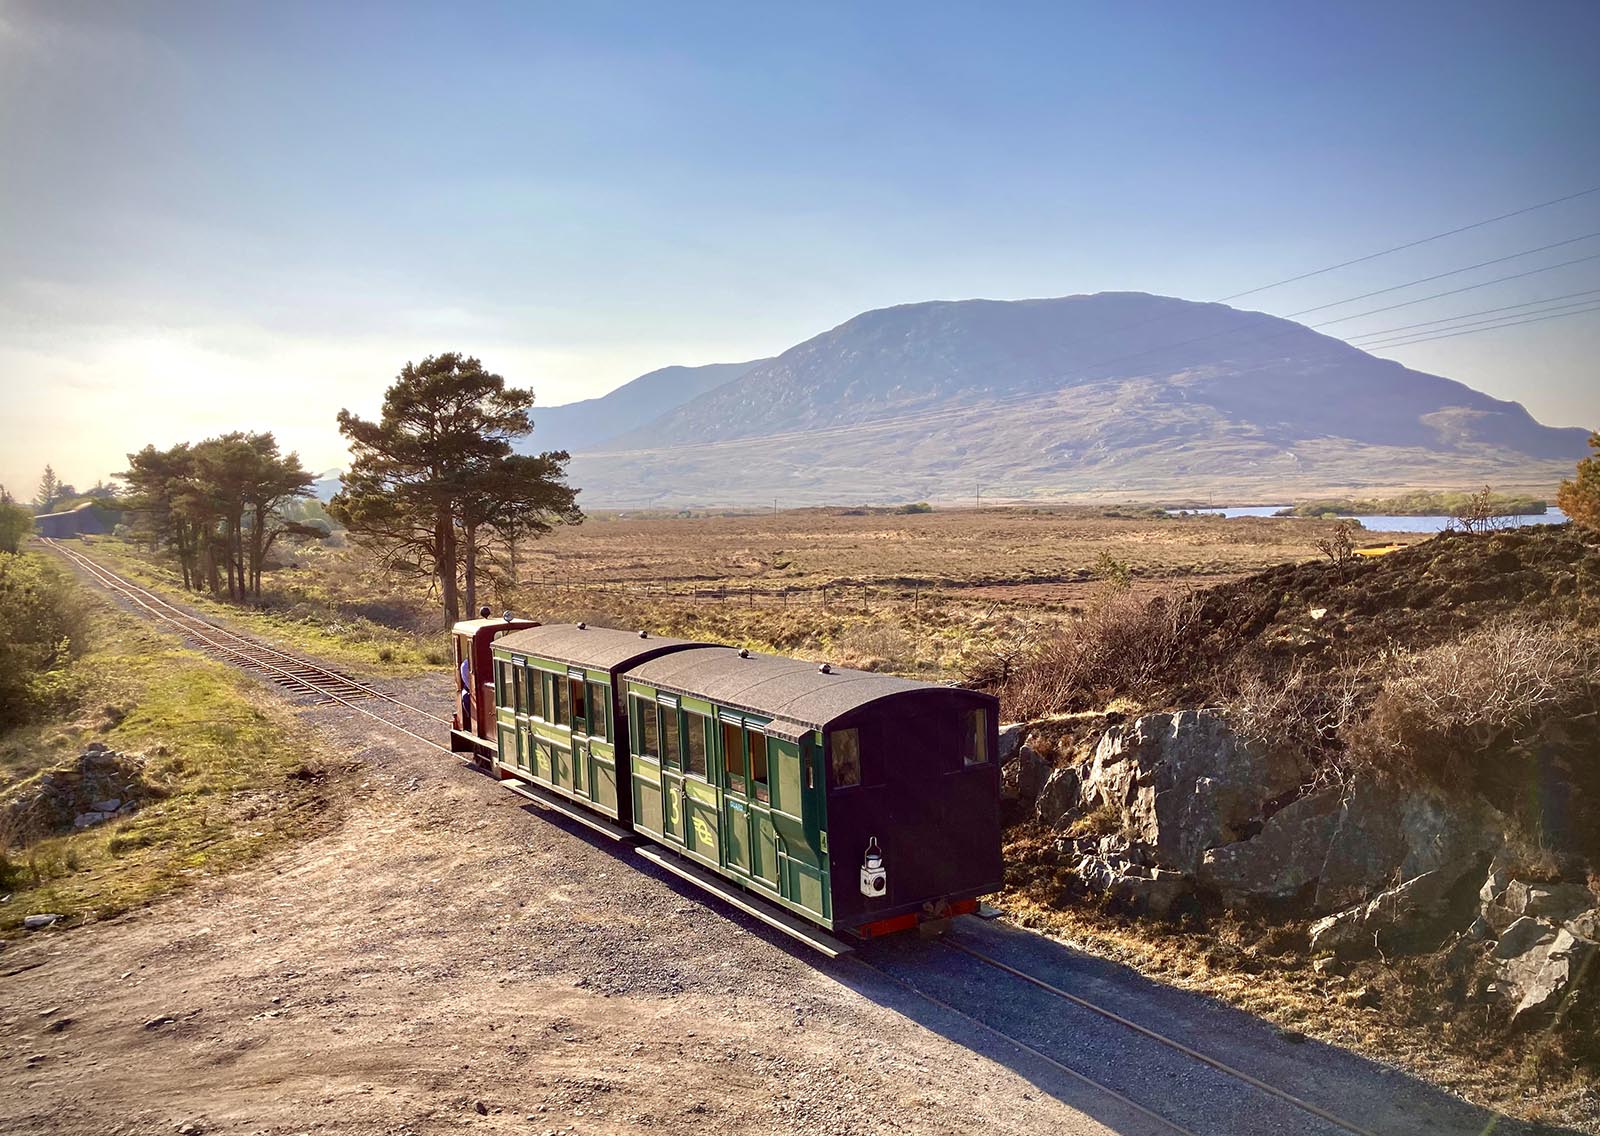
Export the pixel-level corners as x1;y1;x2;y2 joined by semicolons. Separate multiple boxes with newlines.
975;483;982;509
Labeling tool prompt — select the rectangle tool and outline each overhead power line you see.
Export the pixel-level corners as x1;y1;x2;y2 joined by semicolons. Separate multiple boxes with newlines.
1217;183;1600;302
1355;302;1600;350
1344;286;1600;340
1306;250;1600;329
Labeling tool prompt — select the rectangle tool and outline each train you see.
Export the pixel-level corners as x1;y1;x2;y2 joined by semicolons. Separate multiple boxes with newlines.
448;609;1003;953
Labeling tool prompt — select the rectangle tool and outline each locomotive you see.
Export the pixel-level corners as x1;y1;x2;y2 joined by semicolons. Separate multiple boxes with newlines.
450;610;1002;953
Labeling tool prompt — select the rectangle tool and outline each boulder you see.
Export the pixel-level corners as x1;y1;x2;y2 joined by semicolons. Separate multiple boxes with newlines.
23;914;62;930
1075;856;1189;916
1198;788;1341;906
997;722;1028;765
1309;855;1487;958
1492;918;1598;1027
1482;876;1596;935
1001;745;1051;806
1082;710;1306;874
1032;764;1080;826
90;798;121;814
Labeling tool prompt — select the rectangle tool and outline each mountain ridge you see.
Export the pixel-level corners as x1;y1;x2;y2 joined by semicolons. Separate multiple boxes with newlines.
530;292;1589;506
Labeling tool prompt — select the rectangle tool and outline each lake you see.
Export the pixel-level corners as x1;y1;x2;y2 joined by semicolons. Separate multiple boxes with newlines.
1170;505;1570;534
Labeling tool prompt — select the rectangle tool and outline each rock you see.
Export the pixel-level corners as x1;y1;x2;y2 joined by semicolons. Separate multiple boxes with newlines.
997;722;1028;765
1198;788;1341;906
1492;919;1598;1027
1110;868;1190;917
1483;876;1597;935
474;1102;489;1116
144;1014;176;1029
73;811;110;828
1082;710;1306;874
23;914;61;930
1032;764;1080;826
1309;855;1487;958
1565;908;1600;940
90;798;121;814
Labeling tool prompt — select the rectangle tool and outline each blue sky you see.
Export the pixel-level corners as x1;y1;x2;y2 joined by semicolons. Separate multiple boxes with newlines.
2;0;1598;493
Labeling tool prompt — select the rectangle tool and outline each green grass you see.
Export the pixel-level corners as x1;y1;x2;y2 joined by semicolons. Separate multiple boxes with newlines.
0;595;347;930
72;537;447;676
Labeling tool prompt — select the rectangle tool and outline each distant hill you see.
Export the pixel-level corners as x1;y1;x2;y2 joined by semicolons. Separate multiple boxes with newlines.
557;293;1590;506
520;360;766;456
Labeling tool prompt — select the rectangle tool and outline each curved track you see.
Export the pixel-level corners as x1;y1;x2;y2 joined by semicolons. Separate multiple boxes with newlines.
42;538;455;754
44;538;1455;1136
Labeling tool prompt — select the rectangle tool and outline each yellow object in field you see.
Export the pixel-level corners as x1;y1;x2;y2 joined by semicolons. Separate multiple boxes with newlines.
1355;544;1405;558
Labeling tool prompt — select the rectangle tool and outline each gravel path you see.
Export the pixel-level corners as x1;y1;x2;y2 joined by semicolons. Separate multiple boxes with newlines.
2;558;1570;1135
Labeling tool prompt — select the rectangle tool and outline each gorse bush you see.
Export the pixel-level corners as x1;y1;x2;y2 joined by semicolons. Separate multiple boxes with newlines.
0;552;89;729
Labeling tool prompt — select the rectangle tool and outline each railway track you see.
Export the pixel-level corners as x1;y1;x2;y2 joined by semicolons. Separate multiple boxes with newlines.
857;931;1399;1136
41;538;1453;1136
41;538;456;754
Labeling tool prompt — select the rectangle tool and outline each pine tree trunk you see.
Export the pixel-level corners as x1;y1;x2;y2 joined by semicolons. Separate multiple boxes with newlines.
464;520;478;619
438;510;460;625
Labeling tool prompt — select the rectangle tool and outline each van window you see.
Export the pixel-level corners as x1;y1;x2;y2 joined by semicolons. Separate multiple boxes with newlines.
960;707;990;765
721;720;745;795
531;668;545;719
747;729;769;803
636;695;658;759
685;712;709;778
588;682;608;741
512;667;525;715
570;675;588;726
830;728;861;788
550;673;568;726
660;705;681;768
494;660;507;707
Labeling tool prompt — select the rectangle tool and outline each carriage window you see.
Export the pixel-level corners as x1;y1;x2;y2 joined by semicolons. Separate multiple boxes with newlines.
830;728;861;788
569;675;587;726
530;667;544;719
685;712;709;778
636;695;659;758
660;704;681;768
512;667;525;715
588;683;608;741
747;729;769;803
494;661;507;706
721;720;745;795
550;673;568;726
960;707;990;766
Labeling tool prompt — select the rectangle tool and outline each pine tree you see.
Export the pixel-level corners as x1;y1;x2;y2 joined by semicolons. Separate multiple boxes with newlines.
330;353;580;624
35;465;61;513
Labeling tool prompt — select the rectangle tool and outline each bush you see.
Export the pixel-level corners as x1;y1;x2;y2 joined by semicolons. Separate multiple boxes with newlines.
1558;431;1600;531
1347;620;1595;794
1000;587;1202;717
0;503;31;554
0;553;89;728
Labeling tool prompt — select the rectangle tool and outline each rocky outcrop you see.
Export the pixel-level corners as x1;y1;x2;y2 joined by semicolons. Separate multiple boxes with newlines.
1198;789;1341;905
1001;744;1052;809
1081;710;1306;874
1492;918;1598;1026
1308;854;1490;957
0;744;159;845
1032;764;1080;826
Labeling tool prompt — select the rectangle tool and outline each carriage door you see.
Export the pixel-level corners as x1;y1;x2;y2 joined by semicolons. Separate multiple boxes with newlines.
658;696;686;846
566;670;589;800
720;716;752;876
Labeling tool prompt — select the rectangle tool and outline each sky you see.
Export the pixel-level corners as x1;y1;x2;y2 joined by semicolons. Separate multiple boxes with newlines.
2;0;1598;497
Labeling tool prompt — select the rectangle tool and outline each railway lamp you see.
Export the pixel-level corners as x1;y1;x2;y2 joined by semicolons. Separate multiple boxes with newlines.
859;837;887;899
479;605;491;618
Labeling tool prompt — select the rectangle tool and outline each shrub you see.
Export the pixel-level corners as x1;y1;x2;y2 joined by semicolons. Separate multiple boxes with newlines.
1001;587;1202;717
0;503;32;554
1346;620;1595;794
1558;432;1600;531
0;553;89;728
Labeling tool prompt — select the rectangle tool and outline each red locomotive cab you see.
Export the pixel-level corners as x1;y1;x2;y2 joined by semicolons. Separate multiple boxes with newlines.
449;606;540;761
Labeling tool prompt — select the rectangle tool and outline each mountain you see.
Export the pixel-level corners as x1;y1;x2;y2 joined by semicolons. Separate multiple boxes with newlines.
522;360;766;456
559;293;1590;506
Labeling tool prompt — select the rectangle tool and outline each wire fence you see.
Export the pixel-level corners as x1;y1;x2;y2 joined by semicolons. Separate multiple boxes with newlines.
519;578;953;614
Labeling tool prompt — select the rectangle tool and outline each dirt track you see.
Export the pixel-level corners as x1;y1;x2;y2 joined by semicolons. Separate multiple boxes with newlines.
0;674;1154;1136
